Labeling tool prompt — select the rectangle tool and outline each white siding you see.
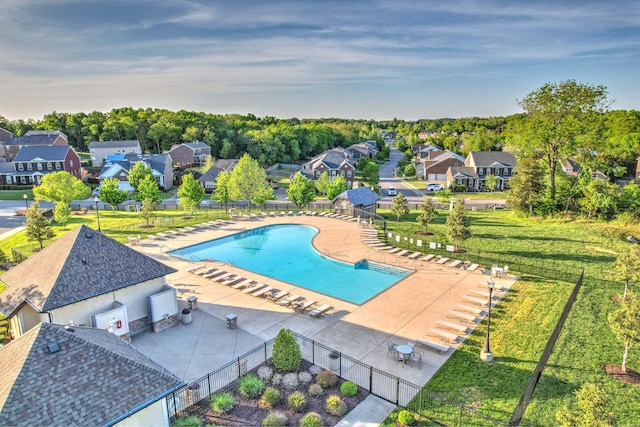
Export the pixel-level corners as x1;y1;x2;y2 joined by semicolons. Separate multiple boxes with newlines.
114;278;166;320
114;399;169;427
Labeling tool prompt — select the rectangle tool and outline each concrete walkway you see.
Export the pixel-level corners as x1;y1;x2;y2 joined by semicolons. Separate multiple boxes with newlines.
337;395;397;427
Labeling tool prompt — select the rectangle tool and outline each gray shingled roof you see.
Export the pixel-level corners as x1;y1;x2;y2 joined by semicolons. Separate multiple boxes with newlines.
333;187;380;207
0;225;177;315
468;151;516;167
13;145;72;162
89;140;140;149
124;153;171;174
0;127;12;143
5;133;65;146
183;141;209;149
0;322;183;426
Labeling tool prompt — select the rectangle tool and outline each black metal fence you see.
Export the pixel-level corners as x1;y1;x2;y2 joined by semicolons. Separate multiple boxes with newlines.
166;331;504;426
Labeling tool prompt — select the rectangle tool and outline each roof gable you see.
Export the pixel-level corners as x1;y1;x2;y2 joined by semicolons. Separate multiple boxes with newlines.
5;133;67;146
13;146;72;162
0;323;182;426
467;151;517;167
0;225;177;314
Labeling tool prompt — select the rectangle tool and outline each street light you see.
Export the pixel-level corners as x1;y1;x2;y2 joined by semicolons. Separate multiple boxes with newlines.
94;196;101;232
23;193;28;210
481;278;496;362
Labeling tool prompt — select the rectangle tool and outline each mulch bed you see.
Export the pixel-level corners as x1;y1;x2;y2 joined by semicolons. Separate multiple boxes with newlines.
605;365;640;384
183;360;369;426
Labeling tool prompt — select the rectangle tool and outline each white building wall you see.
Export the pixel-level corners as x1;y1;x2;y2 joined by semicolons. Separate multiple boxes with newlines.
113;399;169;427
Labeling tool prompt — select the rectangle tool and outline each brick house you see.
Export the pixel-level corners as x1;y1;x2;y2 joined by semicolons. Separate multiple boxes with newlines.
300;148;356;188
10;145;81;186
2;130;68;162
167;141;211;167
447;151;517;191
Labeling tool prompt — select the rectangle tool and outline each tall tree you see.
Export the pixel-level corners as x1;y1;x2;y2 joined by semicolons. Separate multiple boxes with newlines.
510;80;609;203
417;199;438;234
139;198;157;228
99;177;129;212
608;292;640;374
128;162;153;191
446;200;471;250
33;171;91;206
314;172;331;198
178;173;205;215
25;201;55;249
391;192;409;222
213;170;234;212
135;175;163;204
53;203;71;229
613;246;640;301
326;175;347;200
484;174;499;192
506;158;545;215
229;153;273;210
361;162;380;189
286;172;316;209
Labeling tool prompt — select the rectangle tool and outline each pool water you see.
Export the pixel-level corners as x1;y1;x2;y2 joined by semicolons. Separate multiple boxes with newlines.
171;224;409;304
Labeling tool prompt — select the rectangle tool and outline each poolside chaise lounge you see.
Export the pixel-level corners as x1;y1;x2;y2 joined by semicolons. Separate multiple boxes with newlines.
436;257;450;264
407;252;422;260
415;338;450;353
454;303;484;316
244;283;267;294
395;250;410;257
463;295;491;306
203;270;227;279
427;327;459;343
195;267;217;276
156;232;169;238
447;310;478;323
466;263;480;272
278;295;302;306
437;319;469;334
422;254;436;262
293;299;316;312
375;246;393;251
251;286;274;297
213;272;235;282
221;275;244;286
267;290;289;302
186;264;206;273
387;247;402;254
308;304;332;317
231;279;254;289
449;260;463;268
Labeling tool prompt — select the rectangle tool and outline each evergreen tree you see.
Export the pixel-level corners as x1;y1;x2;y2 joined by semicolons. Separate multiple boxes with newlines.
286;172;316;209
391;193;409;222
507;157;545;215
417;199;438;233
178;173;205;215
556;383;615;427
446;200;471;250
272;328;301;372
213;170;234;212
25;201;55;249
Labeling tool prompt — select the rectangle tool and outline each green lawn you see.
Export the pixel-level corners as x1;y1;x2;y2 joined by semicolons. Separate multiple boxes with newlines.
379;209;640;425
0;190;35;201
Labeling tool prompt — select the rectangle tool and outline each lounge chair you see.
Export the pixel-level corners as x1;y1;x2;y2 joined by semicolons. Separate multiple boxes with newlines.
308;304;332;317
293;299;316;312
466;263;479;272
203;270;227;279
375;245;393;251
396;250;410;257
231;279;254;289
221;275;243;286
251;285;274;297
196;267;217;276
278;294;302;306
407;252;422;260
422;254;436;262
387;247;402;254
213;272;234;282
267;290;289;302
436;257;450;264
243;283;267;294
186;264;206;273
449;260;463;268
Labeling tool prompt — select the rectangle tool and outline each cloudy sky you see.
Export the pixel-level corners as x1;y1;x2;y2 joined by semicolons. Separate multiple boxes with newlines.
1;0;639;121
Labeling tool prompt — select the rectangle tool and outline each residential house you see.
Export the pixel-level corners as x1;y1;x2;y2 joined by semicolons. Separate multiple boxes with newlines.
89;140;142;166
417;151;465;182
413;143;444;160
125;153;174;190
0;162;15;185
446;151;517;191
0;225;178;341
332;186;380;217
198;158;238;192
10;145;81;186
0;127;12;143
2;130;68;162
0;322;183;427
97;159;134;191
167;141;211;167
346;140;378;160
561;157;581;177
300;148;356;188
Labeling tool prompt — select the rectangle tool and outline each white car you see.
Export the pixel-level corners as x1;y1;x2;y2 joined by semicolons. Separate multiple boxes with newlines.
387;187;397;196
426;183;444;191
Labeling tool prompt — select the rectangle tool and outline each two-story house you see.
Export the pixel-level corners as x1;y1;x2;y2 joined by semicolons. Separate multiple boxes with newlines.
10;146;81;186
167;141;211;167
198;158;238;192
2;130;68;162
417;150;466;182
89;140;142;166
300;148;356;187
346;141;378;160
97;153;173;191
447;151;517;191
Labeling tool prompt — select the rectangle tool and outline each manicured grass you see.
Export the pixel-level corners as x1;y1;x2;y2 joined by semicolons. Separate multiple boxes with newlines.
379;209;640;425
0;190;35;201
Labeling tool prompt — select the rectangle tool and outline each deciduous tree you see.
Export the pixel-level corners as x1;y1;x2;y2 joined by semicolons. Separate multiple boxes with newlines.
213;170;234;212
417;199;438;233
326;175;347;200
608;292;640;374
484;174;499;192
33;171;90;206
99;177;128;212
128;162;153;191
613;246;640;301
53;203;71;229
391;193;409;222
556;383;614;427
25;201;55;249
136;175;163;204
139;198;157;228
314;172;331;198
178;173;205;215
446;200;471;250
229;153;273;210
287;172;316;209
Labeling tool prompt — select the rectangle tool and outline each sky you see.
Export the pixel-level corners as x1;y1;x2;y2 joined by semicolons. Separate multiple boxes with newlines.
1;0;639;121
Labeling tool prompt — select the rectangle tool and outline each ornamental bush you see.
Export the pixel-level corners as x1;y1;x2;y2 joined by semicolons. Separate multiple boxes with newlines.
239;373;265;399
324;394;346;416
299;412;323;427
259;387;281;409
287;390;307;413
173;416;202;427
307;383;324;397
397;410;415;426
340;381;358;397
272;329;301;372
257;365;274;381
210;392;234;413
298;371;313;385
316;370;338;388
282;372;300;390
262;411;287;427
271;373;283;386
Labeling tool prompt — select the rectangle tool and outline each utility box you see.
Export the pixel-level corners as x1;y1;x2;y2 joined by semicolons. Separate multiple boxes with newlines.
226;313;238;329
187;296;198;311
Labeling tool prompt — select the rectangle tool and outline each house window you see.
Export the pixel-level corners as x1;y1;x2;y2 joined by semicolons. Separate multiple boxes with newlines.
331;170;336;176
47;163;52;170
503;168;507;175
18;163;24;171
347;170;352;177
70;160;74;167
37;163;43;170
341;171;345;176
27;163;33;171
56;162;61;170
20;176;26;183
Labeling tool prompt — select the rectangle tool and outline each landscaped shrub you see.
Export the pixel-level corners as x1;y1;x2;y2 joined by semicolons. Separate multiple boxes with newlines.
271;373;283;385
397;410;415;426
299;412;323;427
210;392;234;413
259;387;281;409
307;383;324;397
272;328;301;372
239;373;265;399
340;381;358;397
316;370;338;388
309;364;323;375
262;410;287;427
324;394;346;416
298;371;313;384
173;415;202;427
257;365;274;381
282;372;300;390
287;390;307;413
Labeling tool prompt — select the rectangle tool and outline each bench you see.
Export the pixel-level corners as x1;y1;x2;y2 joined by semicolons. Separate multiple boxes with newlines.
427;327;459;343
449;260;463;268
447;310;478;323
415;338;450;353
437;319;469;333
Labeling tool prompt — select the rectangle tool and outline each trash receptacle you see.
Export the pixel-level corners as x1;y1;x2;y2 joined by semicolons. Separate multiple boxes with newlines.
187;296;198;311
226;313;237;329
329;351;340;372
182;308;192;324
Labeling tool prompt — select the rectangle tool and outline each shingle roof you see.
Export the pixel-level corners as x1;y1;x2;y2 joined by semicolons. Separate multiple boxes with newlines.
124;153;171;175
89;140;140;149
0;163;15;174
24;130;68;139
449;166;478;179
0;127;12;143
0;225;177;316
467;151;516;167
199;166;222;182
5;133;66;147
0;322;182;426
333;187;380;207
183;141;209;149
13;146;72;162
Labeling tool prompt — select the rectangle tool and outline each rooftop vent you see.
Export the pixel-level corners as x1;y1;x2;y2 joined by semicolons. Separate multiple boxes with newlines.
84;231;94;239
46;342;61;354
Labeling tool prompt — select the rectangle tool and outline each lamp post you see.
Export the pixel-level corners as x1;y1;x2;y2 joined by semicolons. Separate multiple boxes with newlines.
23;193;28;210
481;278;496;362
94;196;101;232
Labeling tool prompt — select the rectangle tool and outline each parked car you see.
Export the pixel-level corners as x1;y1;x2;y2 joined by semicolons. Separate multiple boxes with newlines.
387;187;397;196
426;183;444;191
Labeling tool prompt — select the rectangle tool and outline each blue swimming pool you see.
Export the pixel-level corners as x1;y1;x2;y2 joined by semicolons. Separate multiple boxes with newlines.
170;224;409;304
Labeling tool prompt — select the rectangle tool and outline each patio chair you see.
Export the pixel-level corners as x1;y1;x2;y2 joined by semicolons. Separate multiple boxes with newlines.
387;340;398;358
308;304;332;318
411;352;423;368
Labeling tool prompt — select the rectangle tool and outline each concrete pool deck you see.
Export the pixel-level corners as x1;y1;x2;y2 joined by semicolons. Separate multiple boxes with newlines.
131;213;517;389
